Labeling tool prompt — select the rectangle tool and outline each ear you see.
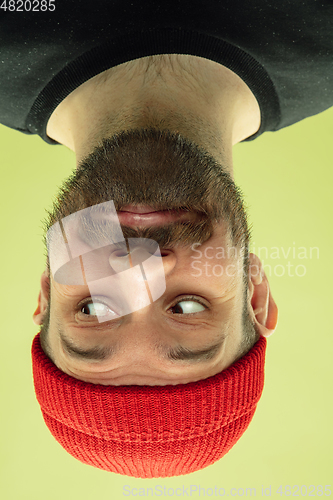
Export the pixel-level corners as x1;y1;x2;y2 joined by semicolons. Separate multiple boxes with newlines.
32;270;50;326
248;253;278;338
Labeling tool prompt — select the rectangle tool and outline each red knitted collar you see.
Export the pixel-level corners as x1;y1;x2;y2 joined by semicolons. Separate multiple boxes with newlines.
32;334;266;478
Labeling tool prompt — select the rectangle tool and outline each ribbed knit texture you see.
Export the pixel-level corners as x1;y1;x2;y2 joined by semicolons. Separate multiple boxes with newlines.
31;334;266;478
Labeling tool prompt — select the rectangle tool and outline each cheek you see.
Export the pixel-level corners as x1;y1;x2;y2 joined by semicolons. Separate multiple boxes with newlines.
222;322;244;367
191;252;243;283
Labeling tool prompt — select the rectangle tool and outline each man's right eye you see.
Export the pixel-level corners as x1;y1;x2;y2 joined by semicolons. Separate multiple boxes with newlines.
79;300;118;318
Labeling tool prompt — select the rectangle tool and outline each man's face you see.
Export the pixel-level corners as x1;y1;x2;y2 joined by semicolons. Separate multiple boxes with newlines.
38;128;253;386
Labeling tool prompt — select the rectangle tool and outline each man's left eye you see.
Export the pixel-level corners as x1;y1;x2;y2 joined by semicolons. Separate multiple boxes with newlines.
169;299;206;315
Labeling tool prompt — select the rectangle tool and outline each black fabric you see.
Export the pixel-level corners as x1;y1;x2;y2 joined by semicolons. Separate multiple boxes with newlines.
0;1;332;145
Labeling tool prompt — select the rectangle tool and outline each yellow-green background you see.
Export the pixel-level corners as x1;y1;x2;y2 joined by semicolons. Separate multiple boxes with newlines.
0;107;332;499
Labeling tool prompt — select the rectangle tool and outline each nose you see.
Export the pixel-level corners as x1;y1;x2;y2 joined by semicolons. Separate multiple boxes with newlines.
98;244;176;318
108;245;176;276
158;249;177;276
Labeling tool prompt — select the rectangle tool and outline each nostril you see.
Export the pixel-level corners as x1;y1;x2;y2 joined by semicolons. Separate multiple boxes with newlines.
160;249;174;257
113;251;128;258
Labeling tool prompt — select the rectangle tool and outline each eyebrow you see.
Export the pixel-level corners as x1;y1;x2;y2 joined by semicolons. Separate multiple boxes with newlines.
165;340;226;362
59;330;114;361
58;327;226;364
